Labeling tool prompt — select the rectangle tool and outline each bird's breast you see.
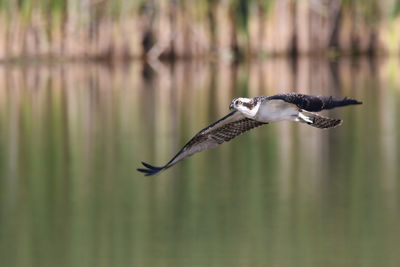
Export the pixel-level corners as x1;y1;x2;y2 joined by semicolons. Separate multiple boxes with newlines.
255;100;299;123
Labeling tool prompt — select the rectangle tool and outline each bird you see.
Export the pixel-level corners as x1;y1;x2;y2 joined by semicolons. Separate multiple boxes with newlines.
137;93;362;176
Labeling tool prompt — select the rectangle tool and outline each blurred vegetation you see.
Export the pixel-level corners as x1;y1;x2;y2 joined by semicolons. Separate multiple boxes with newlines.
0;0;399;61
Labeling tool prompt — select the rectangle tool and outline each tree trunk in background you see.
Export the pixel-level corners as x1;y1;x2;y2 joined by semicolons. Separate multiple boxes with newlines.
259;2;265;54
289;0;297;57
141;0;157;58
229;4;240;61
207;0;218;54
181;2;191;58
166;0;177;60
329;2;342;51
273;0;294;54
350;2;360;54
252;0;270;54
367;0;380;56
309;0;342;55
296;0;309;54
60;0;68;56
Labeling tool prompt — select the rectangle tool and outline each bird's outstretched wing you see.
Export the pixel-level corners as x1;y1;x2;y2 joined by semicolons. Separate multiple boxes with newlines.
137;111;267;176
264;93;362;112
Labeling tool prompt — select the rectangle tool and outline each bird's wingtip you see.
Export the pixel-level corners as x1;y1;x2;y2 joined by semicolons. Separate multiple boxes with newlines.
137;162;164;176
347;97;362;105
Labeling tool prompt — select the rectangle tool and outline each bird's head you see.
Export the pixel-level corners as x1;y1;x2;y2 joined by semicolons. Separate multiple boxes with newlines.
229;97;260;117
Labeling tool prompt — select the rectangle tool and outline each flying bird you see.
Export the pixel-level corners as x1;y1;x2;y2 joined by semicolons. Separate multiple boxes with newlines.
138;93;362;176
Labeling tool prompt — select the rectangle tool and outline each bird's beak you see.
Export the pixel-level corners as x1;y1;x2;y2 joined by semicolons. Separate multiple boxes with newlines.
229;103;234;110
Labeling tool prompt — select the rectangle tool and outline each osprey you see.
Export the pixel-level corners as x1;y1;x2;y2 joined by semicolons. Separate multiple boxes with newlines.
138;93;362;176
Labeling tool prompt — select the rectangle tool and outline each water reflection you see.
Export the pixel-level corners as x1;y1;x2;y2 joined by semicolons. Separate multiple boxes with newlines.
0;58;399;267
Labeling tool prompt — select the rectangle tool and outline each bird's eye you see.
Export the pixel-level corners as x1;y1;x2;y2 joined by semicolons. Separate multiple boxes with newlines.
236;100;242;105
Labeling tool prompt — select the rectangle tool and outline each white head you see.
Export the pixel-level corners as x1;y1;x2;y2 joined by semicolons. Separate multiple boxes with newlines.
229;97;260;118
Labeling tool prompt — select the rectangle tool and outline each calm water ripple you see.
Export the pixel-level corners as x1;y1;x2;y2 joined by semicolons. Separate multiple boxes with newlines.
0;58;399;267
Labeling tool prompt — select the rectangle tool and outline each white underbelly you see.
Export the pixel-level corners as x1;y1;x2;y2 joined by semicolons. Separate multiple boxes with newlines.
255;100;299;123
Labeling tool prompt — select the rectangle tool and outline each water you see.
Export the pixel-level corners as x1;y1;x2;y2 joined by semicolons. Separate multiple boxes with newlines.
0;58;399;267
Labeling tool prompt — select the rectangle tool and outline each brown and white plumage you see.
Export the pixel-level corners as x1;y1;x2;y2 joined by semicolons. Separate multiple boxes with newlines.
138;93;362;176
137;111;265;176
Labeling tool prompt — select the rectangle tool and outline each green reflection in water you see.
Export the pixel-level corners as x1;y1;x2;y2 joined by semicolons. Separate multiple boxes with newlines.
0;59;399;267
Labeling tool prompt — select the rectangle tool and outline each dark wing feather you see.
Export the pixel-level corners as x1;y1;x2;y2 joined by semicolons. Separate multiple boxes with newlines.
266;93;362;112
137;111;266;176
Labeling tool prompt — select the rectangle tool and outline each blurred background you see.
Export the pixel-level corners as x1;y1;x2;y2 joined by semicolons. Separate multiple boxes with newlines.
0;0;400;60
0;1;400;267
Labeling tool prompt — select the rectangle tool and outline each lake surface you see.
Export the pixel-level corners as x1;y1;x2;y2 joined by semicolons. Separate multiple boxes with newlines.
0;58;399;267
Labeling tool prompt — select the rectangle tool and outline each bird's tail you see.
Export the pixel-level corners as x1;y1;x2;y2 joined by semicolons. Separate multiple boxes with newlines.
297;111;342;129
137;162;165;176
